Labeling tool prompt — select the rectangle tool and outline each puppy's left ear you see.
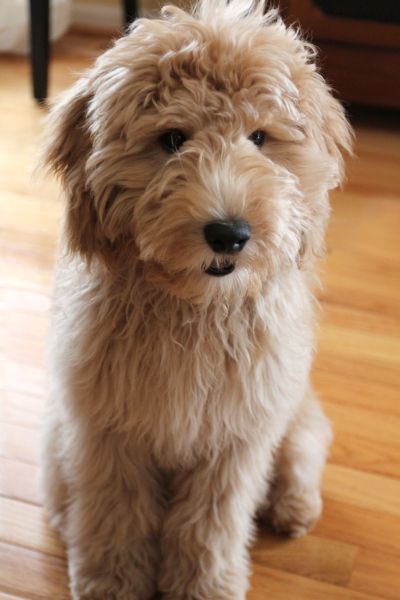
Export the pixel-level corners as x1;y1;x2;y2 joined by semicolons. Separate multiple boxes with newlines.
300;70;353;189
295;67;353;269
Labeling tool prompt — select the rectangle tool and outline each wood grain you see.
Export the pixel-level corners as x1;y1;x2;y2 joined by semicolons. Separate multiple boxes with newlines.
0;458;40;505
251;530;358;586
349;547;400;600
315;499;400;556
0;542;69;600
0;27;399;600
249;565;386;600
0;498;64;559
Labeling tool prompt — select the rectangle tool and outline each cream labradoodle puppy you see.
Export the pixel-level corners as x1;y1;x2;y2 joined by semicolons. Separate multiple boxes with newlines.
41;1;351;598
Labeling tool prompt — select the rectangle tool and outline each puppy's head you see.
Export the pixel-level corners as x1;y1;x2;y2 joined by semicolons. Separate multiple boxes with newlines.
44;0;352;303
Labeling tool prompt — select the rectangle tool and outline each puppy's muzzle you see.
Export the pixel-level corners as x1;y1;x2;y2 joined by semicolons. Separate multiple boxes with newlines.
203;220;251;254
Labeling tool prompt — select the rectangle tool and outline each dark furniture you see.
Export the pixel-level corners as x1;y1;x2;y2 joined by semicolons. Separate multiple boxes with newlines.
282;0;400;109
29;0;138;103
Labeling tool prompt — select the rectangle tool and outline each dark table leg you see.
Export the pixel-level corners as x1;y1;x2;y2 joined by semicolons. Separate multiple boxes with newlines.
29;0;50;103
122;0;139;27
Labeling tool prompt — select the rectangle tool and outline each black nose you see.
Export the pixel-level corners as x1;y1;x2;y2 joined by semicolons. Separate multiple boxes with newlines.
203;219;251;254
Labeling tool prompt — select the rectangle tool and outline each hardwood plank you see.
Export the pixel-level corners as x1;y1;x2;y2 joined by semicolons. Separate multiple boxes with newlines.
318;321;400;374
329;434;400;480
0;192;61;237
0;288;50;315
0;497;64;559
3;310;47;368
355;125;400;160
0;424;39;465
0;458;41;505
252;530;358;586
324;464;400;518
0;229;57;282
324;401;400;478
0;542;69;600
0;390;44;429
350;548;400;600
249;565;384;600
314;352;399;391
312;369;400;417
322;194;400;318
315;498;400;556
321;303;400;340
2;362;46;400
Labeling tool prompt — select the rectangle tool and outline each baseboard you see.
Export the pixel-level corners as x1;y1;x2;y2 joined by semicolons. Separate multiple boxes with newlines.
72;3;123;30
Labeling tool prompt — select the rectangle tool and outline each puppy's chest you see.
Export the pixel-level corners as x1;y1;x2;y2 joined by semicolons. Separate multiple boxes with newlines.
122;306;270;462
130;311;263;409
75;283;313;465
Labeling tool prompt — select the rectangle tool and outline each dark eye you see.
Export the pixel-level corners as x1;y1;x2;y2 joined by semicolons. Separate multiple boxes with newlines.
249;130;265;147
159;130;187;153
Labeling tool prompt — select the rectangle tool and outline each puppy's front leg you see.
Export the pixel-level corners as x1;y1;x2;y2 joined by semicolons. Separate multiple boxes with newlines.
159;440;271;600
65;433;164;600
266;392;332;537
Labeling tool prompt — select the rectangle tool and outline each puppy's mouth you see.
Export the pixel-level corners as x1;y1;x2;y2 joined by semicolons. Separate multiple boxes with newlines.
204;260;235;277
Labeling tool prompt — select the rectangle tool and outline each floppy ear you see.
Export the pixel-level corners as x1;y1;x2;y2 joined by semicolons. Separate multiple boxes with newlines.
294;62;353;269
318;90;353;189
42;77;105;262
300;69;353;189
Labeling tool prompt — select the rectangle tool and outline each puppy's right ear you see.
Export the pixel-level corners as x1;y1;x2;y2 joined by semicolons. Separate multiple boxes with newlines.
42;78;101;261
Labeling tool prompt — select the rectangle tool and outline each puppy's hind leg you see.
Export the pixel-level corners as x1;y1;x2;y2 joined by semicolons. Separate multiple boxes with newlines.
263;391;332;537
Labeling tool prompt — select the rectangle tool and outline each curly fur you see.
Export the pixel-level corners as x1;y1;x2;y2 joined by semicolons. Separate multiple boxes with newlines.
40;1;351;598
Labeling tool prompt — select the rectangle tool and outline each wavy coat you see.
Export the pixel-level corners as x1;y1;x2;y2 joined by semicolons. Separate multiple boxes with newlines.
41;1;351;598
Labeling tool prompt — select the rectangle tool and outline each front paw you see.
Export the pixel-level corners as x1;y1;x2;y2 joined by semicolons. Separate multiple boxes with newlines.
159;574;247;600
267;489;322;538
70;568;156;600
162;593;244;600
71;586;153;600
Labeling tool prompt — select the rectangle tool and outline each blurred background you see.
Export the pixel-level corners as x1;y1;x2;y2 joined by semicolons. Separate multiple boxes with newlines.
0;1;399;599
4;0;399;105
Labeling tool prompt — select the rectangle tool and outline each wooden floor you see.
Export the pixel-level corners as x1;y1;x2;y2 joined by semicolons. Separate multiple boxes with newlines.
1;28;400;600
